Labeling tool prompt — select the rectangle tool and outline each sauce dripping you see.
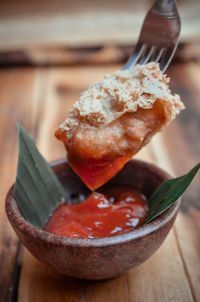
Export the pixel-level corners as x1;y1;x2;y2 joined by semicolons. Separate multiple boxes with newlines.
45;187;148;238
67;153;133;190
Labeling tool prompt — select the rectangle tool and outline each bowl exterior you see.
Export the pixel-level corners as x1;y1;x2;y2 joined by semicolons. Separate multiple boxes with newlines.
6;159;180;280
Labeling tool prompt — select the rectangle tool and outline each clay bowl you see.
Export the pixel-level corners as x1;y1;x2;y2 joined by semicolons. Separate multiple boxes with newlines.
6;159;181;280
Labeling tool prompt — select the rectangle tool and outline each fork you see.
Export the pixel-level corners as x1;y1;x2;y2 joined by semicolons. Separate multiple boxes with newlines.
123;0;181;72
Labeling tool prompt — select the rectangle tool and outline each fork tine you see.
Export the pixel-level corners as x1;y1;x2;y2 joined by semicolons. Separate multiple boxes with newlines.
139;46;156;65
159;46;178;72
123;44;146;70
151;48;166;63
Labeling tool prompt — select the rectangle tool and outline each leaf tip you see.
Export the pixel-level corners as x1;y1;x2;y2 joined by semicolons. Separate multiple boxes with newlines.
16;122;22;132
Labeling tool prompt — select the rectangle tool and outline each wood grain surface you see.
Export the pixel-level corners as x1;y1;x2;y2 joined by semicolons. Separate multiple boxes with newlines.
0;0;199;50
0;62;200;301
0;0;199;67
0;68;43;301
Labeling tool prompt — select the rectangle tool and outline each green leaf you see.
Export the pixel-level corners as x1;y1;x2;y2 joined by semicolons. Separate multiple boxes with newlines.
145;163;200;224
13;124;68;229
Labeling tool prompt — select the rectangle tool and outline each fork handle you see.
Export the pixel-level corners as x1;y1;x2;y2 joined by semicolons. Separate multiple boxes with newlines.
152;0;178;17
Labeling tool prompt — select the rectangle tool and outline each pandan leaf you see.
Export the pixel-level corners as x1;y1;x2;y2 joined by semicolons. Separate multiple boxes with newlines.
13;124;68;229
145;163;200;224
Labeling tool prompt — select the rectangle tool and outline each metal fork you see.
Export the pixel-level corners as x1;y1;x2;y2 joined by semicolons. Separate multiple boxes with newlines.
123;0;181;72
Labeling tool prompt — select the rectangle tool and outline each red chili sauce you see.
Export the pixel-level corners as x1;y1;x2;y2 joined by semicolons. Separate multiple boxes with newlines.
44;187;148;238
67;152;133;190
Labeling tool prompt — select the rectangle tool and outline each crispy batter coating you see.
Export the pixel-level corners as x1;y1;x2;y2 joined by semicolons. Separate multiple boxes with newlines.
56;63;184;161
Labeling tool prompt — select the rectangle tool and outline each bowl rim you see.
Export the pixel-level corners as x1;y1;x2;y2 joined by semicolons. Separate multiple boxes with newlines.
6;159;181;248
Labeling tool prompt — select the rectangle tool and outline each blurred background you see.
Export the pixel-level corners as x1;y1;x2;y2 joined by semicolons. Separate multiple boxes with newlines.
0;0;200;66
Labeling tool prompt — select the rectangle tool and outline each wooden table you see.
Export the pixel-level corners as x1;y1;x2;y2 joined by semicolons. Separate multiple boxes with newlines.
0;62;200;302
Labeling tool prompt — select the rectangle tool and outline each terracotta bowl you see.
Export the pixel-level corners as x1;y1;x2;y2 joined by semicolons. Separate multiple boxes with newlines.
6;159;181;280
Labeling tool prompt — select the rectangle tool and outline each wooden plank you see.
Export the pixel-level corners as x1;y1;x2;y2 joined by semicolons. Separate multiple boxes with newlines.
150;131;200;302
0;0;199;54
18;65;196;301
161;63;200;301
0;68;45;301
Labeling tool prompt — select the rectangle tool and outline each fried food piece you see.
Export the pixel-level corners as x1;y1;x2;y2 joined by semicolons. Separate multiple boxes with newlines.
56;63;184;190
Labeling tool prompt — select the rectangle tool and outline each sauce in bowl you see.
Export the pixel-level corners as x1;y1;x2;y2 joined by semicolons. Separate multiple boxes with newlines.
45;187;148;238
